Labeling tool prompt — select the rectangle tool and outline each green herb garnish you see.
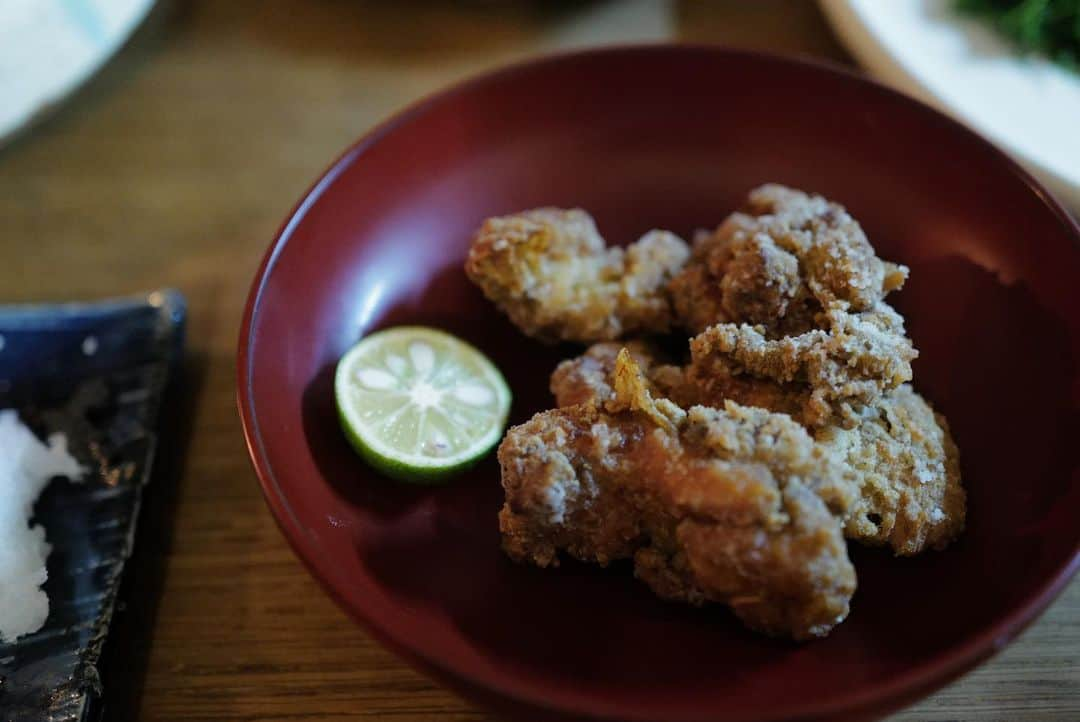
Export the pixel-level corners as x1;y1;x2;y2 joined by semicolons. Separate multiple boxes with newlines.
955;0;1080;71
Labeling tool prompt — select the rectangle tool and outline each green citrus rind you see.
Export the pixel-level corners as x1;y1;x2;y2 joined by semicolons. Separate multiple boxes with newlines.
334;326;511;484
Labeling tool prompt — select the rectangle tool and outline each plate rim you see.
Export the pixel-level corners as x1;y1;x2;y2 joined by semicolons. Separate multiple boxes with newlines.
818;0;1080;211
236;43;1080;722
0;0;157;150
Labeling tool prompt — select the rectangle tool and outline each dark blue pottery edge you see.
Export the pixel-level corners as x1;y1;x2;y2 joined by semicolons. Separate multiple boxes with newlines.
0;289;187;722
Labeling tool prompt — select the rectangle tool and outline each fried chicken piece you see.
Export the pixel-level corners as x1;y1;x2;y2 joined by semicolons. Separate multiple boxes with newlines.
817;385;964;555
549;340;694;408
551;346;963;556
465;208;690;342
688;303;917;429
669;184;909;335
551;340;818;422
501;350;856;640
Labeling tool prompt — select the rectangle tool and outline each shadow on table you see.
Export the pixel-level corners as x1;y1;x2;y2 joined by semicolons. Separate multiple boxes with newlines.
233;0;607;62
93;350;207;722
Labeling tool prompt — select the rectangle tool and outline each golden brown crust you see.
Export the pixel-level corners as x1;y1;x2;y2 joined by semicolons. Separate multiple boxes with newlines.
551;344;963;556
549;341;696;408
550;341;667;407
817;385;965;555
490;184;965;642
688;303;917;429
669;184;909;335
502;352;856;640
464;209;689;342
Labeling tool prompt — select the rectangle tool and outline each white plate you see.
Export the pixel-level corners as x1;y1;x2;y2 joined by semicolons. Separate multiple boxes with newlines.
0;0;155;148
821;0;1080;212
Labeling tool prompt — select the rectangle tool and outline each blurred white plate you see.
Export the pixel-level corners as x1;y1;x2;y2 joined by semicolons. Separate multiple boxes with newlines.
821;0;1080;211
0;0;155;148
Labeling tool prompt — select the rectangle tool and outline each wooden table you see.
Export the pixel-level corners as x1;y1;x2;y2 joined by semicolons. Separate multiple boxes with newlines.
2;2;1075;719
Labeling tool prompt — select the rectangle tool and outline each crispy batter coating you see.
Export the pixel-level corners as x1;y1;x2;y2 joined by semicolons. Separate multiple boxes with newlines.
552;341;795;418
669;184;909;335
465;209;689;342
485;185;966;640
549;340;693;408
552;345;963;556
688;303;917;429
501;351;856;640
817;385;965;555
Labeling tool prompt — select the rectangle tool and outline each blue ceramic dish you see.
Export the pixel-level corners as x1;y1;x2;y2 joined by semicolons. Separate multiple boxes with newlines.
0;290;185;722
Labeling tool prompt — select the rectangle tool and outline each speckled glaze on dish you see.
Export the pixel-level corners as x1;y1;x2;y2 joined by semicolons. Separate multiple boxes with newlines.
238;46;1080;722
0;290;185;722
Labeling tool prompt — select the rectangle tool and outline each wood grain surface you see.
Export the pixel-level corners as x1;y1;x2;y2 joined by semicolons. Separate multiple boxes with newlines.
0;1;1075;720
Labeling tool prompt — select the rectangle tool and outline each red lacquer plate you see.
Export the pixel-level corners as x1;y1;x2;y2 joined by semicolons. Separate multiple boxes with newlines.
238;46;1080;722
